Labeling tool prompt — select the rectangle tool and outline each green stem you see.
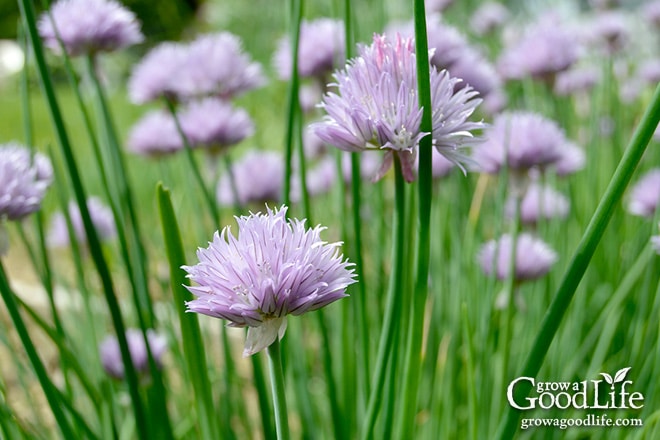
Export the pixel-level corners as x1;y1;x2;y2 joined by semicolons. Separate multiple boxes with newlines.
397;0;434;435
267;338;291;440
283;0;304;206
361;157;407;440
495;82;660;440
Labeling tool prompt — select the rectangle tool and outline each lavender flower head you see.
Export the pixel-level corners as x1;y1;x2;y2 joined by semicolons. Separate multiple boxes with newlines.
472;112;569;175
506;184;570;225
0;143;53;221
217;151;283;207
627;169;660;218
478;233;558;282
128;42;188;104
183;206;356;356
178;32;265;100
99;329;167;379
38;0;143;57
554;66;600;96
643;1;660;29
470;2;509;36
48;197;116;247
313;33;483;182
274;18;345;80
127;110;183;157
498;14;579;82
179;98;254;154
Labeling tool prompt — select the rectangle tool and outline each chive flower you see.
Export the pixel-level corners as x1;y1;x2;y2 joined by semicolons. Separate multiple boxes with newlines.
313;33;483;182
627;169;660;218
38;0;143;57
99;329;167;380
48;197;116;247
216;151;284;207
505;183;570;225
0;143;53;222
273;18;345;81
127;110;184;157
478;233;558;283
183;206;356;356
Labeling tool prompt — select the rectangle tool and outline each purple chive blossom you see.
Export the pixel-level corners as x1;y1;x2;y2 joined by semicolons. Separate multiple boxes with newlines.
472;112;569;174
498;14;579;82
128;42;188;104
0;143;53;221
48;197;116;247
554;66;600;96
216;151;284;207
505;184;570;225
584;11;629;54
478;233;558;282
178;32;265;100
627;169;660;218
643;1;660;28
638;59;660;86
127;110;184;157
183;206;356;356
273;18;345;80
99;329;167;379
38;0;143;57
313;33;483;182
291;158;337;202
179;98;254;154
470;2;509;36
554;141;586;176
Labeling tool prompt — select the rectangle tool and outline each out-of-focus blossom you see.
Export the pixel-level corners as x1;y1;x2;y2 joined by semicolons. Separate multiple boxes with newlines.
447;48;502;99
478;233;558;282
506;183;570;224
179;32;265;99
471;2;509;36
183;206;356;356
128;32;264;104
128;42;188;104
127;110;183;157
99;329;167;379
179;98;254;155
627;168;660;218
38;0;142;57
299;83;323;113
554;66;600;96
584;11;629;54
303;125;329;159
313;34;483;182
638;59;660;85
426;0;454;13
472;112;569;174
554;142;586;176
273;18;344;80
217;151;283;206
652;223;660;254
643;1;660;28
498;14;579;82
48;197;116;247
0;143;53;221
292;157;337;202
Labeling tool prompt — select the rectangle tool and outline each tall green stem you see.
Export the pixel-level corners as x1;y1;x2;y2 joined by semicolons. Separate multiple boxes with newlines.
397;0;434;435
267;339;291;440
361;158;407;440
496;83;660;439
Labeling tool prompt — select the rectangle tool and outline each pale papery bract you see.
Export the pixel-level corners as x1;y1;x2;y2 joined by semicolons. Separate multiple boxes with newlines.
478;233;558;282
627;169;660;218
0;143;53;221
183;206;356;356
38;0;143;57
